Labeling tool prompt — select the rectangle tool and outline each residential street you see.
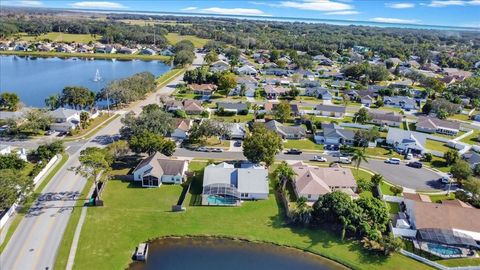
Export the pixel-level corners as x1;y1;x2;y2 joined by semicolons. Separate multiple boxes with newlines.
0;54;204;270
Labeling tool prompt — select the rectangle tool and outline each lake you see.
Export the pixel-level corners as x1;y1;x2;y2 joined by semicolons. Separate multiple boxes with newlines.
128;237;348;270
0;55;171;107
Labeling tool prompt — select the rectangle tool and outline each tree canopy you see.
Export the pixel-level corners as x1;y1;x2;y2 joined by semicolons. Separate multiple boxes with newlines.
243;123;283;167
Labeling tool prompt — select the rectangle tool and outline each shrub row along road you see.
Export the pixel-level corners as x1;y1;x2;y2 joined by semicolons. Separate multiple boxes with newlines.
0;53;204;270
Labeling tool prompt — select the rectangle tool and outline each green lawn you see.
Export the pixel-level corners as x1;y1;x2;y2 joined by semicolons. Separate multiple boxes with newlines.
66;160;433;270
165;33;209;48
425;139;452;153
448;114;471;122
155;68;185;87
65;113;112;139
211;114;255;123
14;32;101;43
437;257;480;267
426;156;451;173
313;116;354;123
380;181;396;196
359;147;402;159
428;192;455;203
386;202;400;214
284;138;323;151
460;130;480;146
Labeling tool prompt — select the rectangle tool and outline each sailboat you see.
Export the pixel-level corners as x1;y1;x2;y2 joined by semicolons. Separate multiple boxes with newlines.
93;69;102;82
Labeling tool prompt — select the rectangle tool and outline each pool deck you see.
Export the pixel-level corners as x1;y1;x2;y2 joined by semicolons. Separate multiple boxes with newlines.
415;240;476;259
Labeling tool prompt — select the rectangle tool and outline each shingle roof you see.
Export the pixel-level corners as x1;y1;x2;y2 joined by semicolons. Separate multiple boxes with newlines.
292;163;356;196
49;108;79;119
315;104;346;113
416;116;460;131
368;111;402;123
133;152;187;177
217;102;249;111
264;120;305;137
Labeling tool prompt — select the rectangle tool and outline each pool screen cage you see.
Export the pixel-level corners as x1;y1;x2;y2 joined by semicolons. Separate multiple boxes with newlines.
203;183;240;199
417;229;479;249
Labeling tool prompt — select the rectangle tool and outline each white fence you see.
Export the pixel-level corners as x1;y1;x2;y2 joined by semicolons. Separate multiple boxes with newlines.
339;123;373;130
400;250;480;270
383;195;404;203
392;228;417;238
0;154;60;230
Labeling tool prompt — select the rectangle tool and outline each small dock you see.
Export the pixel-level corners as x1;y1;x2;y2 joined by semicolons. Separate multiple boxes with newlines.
135;243;149;261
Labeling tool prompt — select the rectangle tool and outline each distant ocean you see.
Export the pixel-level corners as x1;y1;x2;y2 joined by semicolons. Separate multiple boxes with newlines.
70;9;480;32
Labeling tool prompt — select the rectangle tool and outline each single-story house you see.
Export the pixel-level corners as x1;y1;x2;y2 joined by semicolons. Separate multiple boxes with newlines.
118;47;138;54
0;144;27;161
217;102;249;113
210;60;230;73
189;84;217;97
262;68;289;76
416;116;460;136
264;120;306;140
314;104;346;118
462;151;480;169
305;87;332;100
231;76;258;97
264;85;289;100
132;152;189;187
330;80;356;89
202;162;269;205
383;96;417;110
314;123;355;145
386;128;428;155
319;71;344;80
95;45;116;54
164;99;184;112
368;111;402;127
48;108;81;132
171;119;191;140
313;55;334;66
291;162;357;201
236;65;257;75
361;95;375;107
226;123;247;140
183;100;204;115
160;49;174;56
140;48;156;55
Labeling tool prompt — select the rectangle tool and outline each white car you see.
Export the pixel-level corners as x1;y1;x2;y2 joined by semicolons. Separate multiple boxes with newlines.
385;158;401;164
311;155;327;162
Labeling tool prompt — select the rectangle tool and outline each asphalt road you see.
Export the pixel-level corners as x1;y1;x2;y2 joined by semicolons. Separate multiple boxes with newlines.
0;53;205;270
174;148;446;191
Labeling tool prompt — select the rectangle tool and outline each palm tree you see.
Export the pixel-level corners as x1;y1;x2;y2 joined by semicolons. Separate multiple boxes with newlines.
351;149;368;172
252;104;260;117
272;161;296;191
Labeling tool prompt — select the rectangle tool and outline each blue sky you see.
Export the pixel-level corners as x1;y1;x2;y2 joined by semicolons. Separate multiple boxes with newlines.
2;0;480;27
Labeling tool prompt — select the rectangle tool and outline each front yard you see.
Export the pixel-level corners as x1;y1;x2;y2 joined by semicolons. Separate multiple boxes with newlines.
65;160;432;270
283;138;323;151
425;139;452;153
460;130;480;146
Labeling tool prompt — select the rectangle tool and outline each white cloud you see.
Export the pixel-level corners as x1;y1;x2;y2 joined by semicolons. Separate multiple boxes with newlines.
2;0;43;7
200;7;268;16
279;0;354;11
181;7;197;11
387;2;415;8
370;17;420;24
426;0;480;7
70;1;127;9
325;10;359;15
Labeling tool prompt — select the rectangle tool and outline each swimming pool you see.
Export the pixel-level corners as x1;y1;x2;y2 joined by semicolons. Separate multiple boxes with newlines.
207;195;237;205
427;243;462;256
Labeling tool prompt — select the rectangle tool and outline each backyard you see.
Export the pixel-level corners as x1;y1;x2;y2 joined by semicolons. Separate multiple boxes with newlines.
13;32;101;43
63;160;432;270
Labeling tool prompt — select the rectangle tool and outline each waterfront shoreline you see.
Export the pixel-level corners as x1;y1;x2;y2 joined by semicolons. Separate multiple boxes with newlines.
0;51;171;62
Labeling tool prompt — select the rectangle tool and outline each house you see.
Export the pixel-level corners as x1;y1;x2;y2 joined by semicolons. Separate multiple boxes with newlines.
314;123;355;145
353;45;369;53
264;85;289;100
77;44;93;53
386;128;428;155
95;45;116;54
416;116;460;136
462;151;480;169
14;44;28;51
0;144;27;161
37;44;53;52
314;104;346;118
390;79;413;89
202;162;269;205
210;60;230;72
132;152;189;187
236;65;257;75
368;111;402;127
264;120;306;139
383;96;417;110
361;95;375;107
330;80;356;89
48;108;81;132
217;102;249;113
163;99;184;112
313;55;333;66
395;194;480;252
305;87;332;100
56;45;74;53
140;48;156;55
183;100;204;115
171;119;191;140
160;48;174;56
319;71;344;80
262;68;289;76
226;123;247;139
188;84;217;98
232;76;258;97
442;68;473;81
291;162;357;201
118;47;138;54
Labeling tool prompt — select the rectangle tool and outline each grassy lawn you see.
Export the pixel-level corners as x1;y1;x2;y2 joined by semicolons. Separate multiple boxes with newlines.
14;32;101;43
0;51;170;61
359;147;402;159
65;113;111;139
428;192;455;203
386;202;400;214
380;181;396;196
68;160;432;270
284;138;323;151
425;139;452;153
448;114;471;122
155;68;185;87
437;257;480;267
460;130;480;146
165;33;209;48
0;154;69;253
211;114;255;123
426;156;451;173
313;116;354;123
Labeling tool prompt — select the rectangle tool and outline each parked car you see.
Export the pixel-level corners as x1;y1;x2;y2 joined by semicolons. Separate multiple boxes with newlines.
311;155;327;162
234;140;242;147
211;148;223;152
385;158;401;164
196;146;209;152
439;176;450;184
338;157;352;164
405;153;413;160
285;148;302;155
407;161;423;168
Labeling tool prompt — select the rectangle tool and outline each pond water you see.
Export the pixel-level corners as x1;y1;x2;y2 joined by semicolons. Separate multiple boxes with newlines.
0;55;171;107
129;237;348;270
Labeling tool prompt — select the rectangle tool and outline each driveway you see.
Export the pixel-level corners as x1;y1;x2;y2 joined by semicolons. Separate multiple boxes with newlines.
173;148;445;191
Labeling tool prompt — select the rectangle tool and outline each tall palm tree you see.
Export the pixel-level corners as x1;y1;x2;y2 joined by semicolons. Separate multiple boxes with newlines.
351;149;368;172
272;161;296;191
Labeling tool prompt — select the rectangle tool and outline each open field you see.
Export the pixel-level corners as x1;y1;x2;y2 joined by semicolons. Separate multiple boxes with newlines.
66;160;432;270
0;51;170;61
165;33;209;48
12;32;101;43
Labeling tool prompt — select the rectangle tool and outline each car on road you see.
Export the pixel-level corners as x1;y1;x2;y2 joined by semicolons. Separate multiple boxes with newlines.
311;155;327;162
439;176;450;184
407;161;423;168
338;157;352;164
385;158;401;164
211;148;223;152
234;141;242;147
196;146;209;152
285;148;302;155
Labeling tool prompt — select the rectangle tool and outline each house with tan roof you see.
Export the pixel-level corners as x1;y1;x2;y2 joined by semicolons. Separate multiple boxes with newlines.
183;100;204;115
416;116;460;136
291;162;357;202
171;119;192;140
368;111;402;127
314;104;346;118
264;85;290;99
132;152;189;187
188;84;217;97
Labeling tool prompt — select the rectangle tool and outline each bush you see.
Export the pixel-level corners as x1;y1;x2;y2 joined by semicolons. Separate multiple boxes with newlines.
238;109;249;115
423;153;433;162
215;107;236;116
389;185;403;196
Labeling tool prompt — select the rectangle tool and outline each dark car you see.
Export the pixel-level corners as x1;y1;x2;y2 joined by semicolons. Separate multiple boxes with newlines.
407;161;423;168
234;140;242;147
285;148;302;155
